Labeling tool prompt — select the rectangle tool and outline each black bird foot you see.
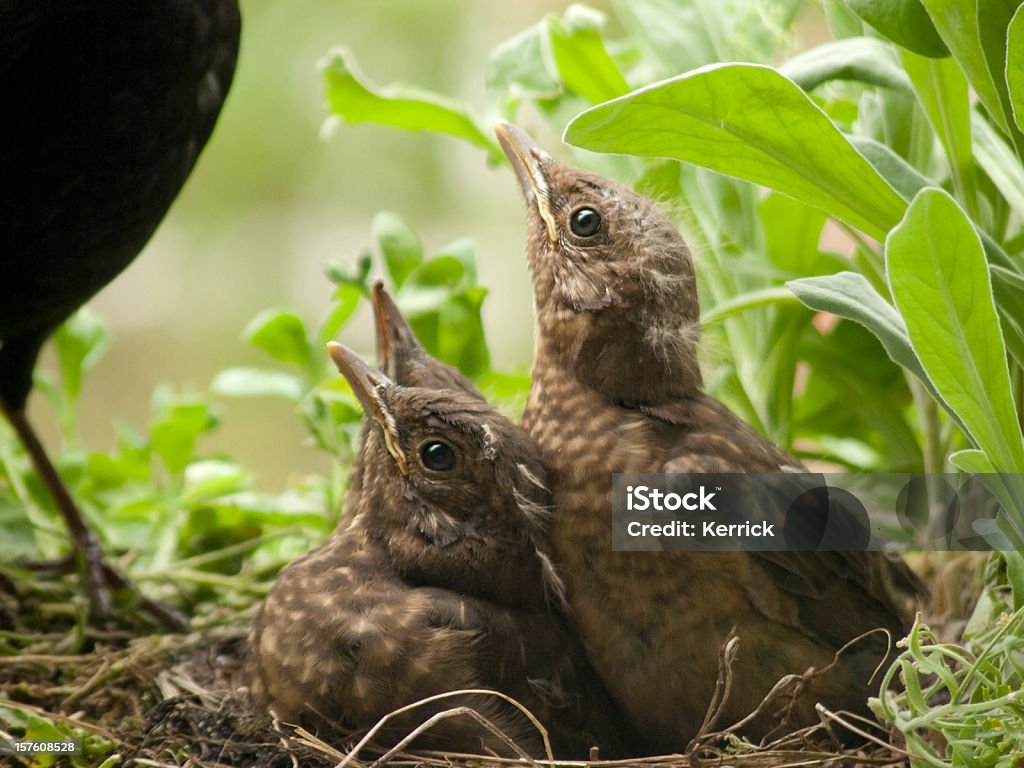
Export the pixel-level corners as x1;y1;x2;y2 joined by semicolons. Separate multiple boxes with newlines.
3;403;189;633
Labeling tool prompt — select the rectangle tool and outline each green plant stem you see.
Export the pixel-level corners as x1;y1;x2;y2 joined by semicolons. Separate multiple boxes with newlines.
907;375;948;543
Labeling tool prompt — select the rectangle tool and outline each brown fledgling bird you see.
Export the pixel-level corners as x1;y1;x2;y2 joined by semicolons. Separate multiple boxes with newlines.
0;1;240;627
496;122;922;751
247;343;636;758
341;282;485;523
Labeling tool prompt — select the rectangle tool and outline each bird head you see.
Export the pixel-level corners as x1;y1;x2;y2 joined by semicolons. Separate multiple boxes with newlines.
327;342;564;609
495;122;702;402
371;281;484;399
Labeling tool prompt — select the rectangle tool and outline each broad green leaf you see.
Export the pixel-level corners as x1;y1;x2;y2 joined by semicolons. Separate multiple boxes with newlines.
843;0;948;57
487;22;561;100
373;211;423;288
1008;6;1024;133
886;188;1024;471
242;308;312;369
972;110;1024;213
565;64;908;240
786;271;932;389
545;5;630;104
919;0;1014;134
901;51;977;210
211;367;305;401
780;37;912;94
321;48;495;155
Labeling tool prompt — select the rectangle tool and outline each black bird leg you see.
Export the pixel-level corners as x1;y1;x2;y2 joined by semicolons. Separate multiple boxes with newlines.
1;401;189;632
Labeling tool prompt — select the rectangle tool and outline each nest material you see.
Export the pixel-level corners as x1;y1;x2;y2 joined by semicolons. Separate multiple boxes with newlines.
0;565;916;768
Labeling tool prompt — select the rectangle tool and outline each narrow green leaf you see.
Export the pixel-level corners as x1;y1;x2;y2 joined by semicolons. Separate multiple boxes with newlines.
373;211;423;289
780;37;912;94
919;0;1014;134
901;51;977;210
545;4;631;104
843;0;948;58
786;271;931;388
321;48;496;154
565;64;908;240
972;111;1024;213
700;287;802;326
886;188;1024;471
318;282;362;347
1008;6;1024;133
849;136;933;201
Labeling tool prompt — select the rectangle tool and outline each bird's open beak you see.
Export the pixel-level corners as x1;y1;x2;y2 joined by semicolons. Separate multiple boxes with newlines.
495;121;558;244
371;281;418;380
326;341;408;475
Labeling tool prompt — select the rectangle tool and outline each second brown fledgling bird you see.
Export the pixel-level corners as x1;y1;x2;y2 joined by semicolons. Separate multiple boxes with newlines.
341;282;486;524
247;343;636;758
496;122;923;751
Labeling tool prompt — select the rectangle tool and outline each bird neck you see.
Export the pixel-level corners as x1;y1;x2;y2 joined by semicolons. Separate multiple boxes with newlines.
531;312;702;407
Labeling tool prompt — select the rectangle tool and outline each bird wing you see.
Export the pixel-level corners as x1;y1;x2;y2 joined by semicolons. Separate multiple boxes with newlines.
645;396;923;650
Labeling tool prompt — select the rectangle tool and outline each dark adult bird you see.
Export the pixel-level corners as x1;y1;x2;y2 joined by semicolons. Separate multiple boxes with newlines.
0;1;241;627
247;343;636;758
495;122;922;751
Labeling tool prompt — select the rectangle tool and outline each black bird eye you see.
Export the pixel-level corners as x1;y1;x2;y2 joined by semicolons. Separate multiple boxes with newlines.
570;207;602;238
420;441;457;471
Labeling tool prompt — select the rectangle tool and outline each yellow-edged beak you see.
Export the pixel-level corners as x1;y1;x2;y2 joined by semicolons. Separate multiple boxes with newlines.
495;121;558;244
327;341;408;475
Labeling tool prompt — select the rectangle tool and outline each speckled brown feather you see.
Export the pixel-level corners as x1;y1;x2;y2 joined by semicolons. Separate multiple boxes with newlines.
247;344;637;758
497;122;924;752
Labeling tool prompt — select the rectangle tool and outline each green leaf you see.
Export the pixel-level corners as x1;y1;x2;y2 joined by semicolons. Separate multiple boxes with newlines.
242;308;312;369
849;136;932;200
886;188;1024;471
843;0;948;58
487;22;561;100
318;282;362;346
901;50;977;211
373;211;423;288
780;37;912;94
52;308;110;405
786;271;931;388
150;400;216;475
564;64;908;240
545;4;631;104
973;111;1024;214
1008;6;1024;133
759;192;829;276
919;0;1016;134
321;47;496;155
701;287;802;326
210;367;305;401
